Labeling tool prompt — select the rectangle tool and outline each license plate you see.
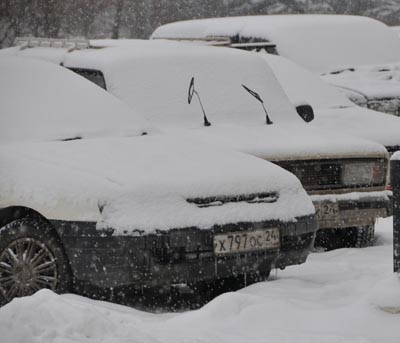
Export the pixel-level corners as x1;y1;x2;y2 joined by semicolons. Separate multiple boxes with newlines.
214;228;280;255
315;203;339;220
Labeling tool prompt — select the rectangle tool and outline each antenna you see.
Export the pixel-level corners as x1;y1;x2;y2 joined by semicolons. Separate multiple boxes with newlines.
242;84;273;125
188;77;211;127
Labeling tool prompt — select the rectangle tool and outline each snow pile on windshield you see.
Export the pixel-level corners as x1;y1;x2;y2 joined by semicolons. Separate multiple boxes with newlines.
152;15;400;73
0;218;398;343
62;41;301;128
0;56;149;144
0;135;314;233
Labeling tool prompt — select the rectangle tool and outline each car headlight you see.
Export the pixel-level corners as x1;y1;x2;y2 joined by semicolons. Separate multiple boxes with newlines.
342;161;386;186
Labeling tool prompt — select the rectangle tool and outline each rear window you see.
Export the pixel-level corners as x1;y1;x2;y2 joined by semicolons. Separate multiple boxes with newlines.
67;67;107;90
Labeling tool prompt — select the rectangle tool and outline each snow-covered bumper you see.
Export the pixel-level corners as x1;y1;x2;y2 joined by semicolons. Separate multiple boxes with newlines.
311;191;391;230
57;215;317;290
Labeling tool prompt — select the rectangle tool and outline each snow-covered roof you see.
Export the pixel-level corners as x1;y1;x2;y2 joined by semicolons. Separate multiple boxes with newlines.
0;56;150;143
152;15;400;73
261;53;400;148
0;55;314;232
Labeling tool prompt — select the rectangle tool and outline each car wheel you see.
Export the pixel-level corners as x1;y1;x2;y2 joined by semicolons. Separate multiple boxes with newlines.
315;225;375;250
0;218;72;305
354;225;375;248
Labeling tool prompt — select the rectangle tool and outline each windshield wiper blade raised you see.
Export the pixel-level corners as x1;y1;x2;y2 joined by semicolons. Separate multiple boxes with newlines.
242;84;273;125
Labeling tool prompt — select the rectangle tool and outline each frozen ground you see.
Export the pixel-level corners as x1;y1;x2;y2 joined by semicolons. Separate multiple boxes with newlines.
0;217;399;343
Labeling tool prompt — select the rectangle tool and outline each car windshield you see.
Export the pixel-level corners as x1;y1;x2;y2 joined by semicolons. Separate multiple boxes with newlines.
0;56;149;144
63;42;301;129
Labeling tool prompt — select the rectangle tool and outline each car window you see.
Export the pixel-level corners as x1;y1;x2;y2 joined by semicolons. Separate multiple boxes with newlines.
68;67;107;90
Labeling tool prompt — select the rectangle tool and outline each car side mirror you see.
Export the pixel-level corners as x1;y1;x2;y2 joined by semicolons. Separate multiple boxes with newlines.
296;104;314;123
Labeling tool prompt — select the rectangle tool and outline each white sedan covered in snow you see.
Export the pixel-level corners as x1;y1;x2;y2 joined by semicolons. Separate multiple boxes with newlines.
152;15;400;117
14;39;392;250
0;56;318;305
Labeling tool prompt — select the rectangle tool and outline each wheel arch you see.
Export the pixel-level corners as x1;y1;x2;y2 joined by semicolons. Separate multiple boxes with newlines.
0;206;53;229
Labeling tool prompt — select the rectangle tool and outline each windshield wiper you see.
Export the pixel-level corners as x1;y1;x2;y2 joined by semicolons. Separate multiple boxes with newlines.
188;77;211;127
60;136;82;141
242;84;273;125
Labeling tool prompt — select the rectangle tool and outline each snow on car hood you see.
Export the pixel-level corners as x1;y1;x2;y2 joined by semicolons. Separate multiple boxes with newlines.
152;15;400;74
0;56;151;144
261;53;400;148
313;107;400;148
167;123;387;161
0;135;314;234
322;63;400;101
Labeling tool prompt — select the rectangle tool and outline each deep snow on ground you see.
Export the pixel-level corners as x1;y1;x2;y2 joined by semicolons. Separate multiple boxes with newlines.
1;217;399;343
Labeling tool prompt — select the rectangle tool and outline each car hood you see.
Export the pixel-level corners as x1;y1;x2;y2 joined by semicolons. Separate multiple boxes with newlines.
322;63;400;101
167;123;387;161
312;106;400;149
0;134;314;234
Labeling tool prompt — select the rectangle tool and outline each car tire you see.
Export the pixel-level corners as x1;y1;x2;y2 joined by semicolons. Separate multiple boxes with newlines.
315;225;375;250
0;218;72;305
354;225;375;248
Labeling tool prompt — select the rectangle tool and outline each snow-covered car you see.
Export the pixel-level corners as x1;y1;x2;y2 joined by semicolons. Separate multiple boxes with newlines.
9;39;392;249
0;56;319;305
261;53;400;155
151;15;400;117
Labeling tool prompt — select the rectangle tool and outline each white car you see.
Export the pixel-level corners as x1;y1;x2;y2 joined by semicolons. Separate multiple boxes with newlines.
151;15;400;117
0;56;318;305
8;39;391;250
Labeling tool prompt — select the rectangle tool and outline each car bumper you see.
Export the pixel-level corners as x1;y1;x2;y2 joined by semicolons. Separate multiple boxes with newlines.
310;191;391;230
58;215;317;290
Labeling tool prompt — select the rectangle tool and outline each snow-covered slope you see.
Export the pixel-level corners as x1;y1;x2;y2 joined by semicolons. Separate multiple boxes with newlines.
0;217;398;343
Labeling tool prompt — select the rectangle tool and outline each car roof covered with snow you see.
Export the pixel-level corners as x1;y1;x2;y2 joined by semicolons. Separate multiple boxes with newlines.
151;15;400;74
261;53;400;149
0;56;314;233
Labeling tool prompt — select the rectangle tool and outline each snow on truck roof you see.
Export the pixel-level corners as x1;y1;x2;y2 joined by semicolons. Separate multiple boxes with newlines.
152;15;400;73
0;56;150;143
